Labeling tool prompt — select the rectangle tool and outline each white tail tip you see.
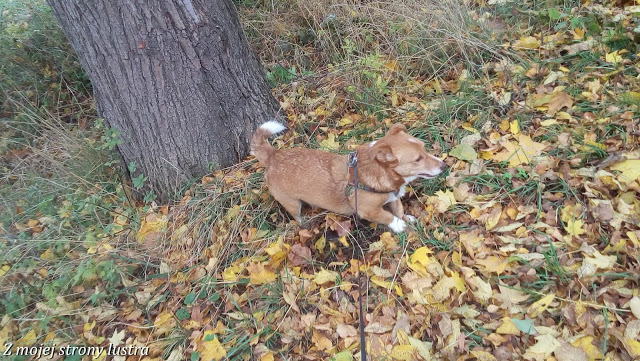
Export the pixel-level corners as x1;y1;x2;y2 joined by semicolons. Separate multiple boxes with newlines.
260;121;286;135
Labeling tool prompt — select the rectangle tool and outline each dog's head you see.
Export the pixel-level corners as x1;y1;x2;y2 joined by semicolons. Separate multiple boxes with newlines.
369;124;447;181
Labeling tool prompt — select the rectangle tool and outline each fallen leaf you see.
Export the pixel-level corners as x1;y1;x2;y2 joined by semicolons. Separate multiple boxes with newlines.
449;143;477;162
610;159;640;184
513;36;540;49
629;296;640;319
247;262;277;285
494;135;546;166
200;331;227;361
320;133;340;150
528;294;555;318
312;330;333;350
525;334;561;358
496;317;520;335
288;243;312;266
605;50;622;64
336;324;358;338
547;91;573;116
389;345;416;360
314;269;339;285
554;342;588;361
512;318;537;335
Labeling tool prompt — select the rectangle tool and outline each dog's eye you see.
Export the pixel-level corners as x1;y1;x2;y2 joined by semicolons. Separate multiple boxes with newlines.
415;156;423;162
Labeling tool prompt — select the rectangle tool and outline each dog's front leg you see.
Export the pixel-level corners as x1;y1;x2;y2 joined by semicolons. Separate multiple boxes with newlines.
388;199;416;224
358;206;406;233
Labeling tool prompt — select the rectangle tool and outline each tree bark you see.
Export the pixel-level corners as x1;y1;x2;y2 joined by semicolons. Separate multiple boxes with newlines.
47;0;279;202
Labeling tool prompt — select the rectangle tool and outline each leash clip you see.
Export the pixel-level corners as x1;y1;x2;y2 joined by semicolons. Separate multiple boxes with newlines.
348;151;358;168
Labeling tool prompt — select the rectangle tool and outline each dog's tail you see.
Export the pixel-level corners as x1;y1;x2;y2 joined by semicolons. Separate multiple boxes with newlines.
251;120;286;167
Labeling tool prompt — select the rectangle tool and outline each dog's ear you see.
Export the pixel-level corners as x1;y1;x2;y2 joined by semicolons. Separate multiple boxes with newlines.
371;143;398;165
387;124;407;136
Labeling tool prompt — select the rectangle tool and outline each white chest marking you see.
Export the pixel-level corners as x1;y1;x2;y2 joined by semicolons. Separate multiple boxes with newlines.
385;185;406;204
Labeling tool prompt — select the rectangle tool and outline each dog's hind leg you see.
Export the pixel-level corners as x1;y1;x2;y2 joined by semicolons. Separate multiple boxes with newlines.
275;196;303;224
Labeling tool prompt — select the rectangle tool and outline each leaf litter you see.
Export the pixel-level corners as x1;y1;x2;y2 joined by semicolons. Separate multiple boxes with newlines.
3;1;640;361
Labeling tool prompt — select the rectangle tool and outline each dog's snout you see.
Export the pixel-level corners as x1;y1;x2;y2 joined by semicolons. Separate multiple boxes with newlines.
439;162;447;172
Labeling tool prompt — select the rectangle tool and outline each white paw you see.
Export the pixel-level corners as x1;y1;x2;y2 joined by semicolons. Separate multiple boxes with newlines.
388;217;407;233
404;215;416;223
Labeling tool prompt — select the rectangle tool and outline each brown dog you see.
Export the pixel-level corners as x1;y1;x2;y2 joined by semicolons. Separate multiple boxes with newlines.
251;121;446;232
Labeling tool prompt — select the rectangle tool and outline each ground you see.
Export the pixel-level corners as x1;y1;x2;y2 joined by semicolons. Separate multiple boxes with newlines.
1;1;640;361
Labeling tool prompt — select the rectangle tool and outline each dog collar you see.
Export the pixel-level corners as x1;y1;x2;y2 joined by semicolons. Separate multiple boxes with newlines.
346;182;398;196
347;151;399;197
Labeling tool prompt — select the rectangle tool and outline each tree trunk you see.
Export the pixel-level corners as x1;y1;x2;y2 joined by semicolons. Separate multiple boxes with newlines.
47;0;279;202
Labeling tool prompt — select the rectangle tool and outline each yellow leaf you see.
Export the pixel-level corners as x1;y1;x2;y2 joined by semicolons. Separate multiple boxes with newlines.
315;105;329;116
312;330;333;351
260;352;275;361
428;189;457;213
573;27;585;40
339;117;353;127
385;60;399;72
540;119;557;127
409;246;433;267
0;263;9;277
485;205;503;231
408;336;432;360
624;338;640;358
452;252;462;267
564;218;585;237
621;91;640;104
264;239;290;268
605;50;622;64
493;135;546;166
40;248;54;260
510;119;520;135
154;311;177;334
93;350;107;361
16;329;37;347
527;293;555;318
571;335;601;361
246;262;277;285
513;36;540;49
201;331;227;361
389;345;415;360
470;350;498;361
320;133;340;150
222;265;244;282
136;214;168;243
499;118;510;131
452;271;466;292
496;317;520;335
370;276;393;290
314;269;339;285
476;256;509;274
610;159;640;184
170;224;189;242
315;235;326;252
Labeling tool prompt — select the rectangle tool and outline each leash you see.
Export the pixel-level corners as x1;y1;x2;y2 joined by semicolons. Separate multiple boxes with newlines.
348;151;367;361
